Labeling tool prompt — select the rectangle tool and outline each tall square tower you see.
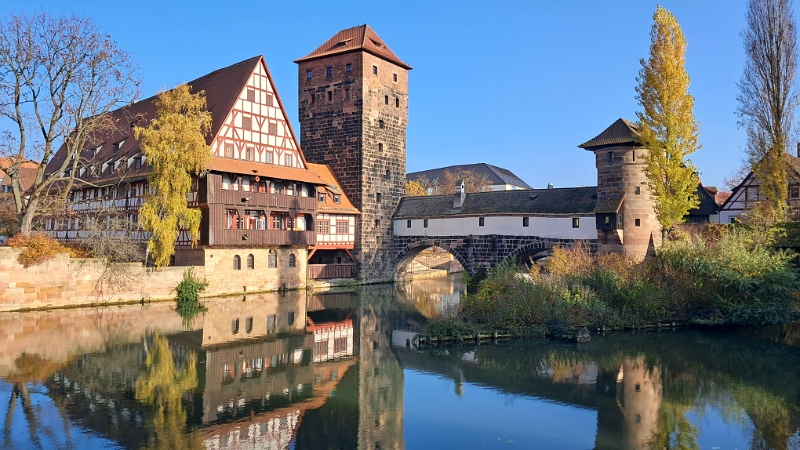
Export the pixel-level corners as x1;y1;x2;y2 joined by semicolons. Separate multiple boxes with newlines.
296;25;411;282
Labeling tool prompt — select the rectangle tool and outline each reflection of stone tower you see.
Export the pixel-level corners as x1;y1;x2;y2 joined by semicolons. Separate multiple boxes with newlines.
579;118;662;261
296;25;411;282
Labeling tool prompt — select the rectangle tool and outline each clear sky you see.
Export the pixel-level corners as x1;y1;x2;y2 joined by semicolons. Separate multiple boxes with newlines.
3;0;769;190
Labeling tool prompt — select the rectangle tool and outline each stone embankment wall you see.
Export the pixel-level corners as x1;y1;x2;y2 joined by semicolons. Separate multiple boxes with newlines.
0;246;309;312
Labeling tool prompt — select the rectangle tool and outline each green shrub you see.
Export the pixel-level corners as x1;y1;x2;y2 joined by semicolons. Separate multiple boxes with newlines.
175;267;209;327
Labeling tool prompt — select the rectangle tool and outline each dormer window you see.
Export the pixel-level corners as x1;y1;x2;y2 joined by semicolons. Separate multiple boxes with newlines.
333;195;341;204
318;193;326;203
114;140;125;153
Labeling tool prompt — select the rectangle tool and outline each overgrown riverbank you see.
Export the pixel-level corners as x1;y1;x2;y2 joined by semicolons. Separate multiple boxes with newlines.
425;224;800;338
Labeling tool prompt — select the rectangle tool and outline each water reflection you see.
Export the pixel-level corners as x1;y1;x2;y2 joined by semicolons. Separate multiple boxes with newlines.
1;276;800;449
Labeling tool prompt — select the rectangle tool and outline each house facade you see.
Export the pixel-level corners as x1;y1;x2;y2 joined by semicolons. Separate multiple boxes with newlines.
718;154;800;223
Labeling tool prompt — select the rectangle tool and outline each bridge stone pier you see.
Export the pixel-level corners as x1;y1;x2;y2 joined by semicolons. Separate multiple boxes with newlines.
392;234;597;276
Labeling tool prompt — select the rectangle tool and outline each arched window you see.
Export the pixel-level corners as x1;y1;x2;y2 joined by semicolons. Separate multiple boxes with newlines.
268;250;277;268
288;253;296;268
247;254;254;269
233;255;241;270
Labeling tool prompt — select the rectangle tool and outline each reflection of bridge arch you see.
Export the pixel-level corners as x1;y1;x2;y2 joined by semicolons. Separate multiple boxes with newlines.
393;240;469;280
393;235;595;277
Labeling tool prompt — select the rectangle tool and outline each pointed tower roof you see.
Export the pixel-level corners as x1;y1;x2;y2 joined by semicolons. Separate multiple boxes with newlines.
295;24;412;70
578;118;641;150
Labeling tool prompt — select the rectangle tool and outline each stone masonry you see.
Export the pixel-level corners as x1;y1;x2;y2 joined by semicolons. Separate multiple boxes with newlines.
297;36;409;283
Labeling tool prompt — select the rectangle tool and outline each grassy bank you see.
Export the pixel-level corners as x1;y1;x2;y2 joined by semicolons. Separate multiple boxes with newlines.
427;224;800;338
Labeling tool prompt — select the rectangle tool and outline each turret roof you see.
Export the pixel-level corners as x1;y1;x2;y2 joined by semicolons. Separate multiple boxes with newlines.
294;24;412;70
578;118;641;150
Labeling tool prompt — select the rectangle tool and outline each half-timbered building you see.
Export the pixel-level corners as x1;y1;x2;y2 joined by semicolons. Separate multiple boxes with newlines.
718;153;800;223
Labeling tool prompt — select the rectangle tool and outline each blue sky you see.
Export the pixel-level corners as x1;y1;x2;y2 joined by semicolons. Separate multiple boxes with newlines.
3;0;762;190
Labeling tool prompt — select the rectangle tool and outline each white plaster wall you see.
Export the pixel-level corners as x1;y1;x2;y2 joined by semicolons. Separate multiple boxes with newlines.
393;215;596;240
718;210;741;224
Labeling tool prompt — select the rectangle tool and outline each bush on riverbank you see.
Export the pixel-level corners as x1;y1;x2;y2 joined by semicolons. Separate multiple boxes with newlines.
429;225;800;336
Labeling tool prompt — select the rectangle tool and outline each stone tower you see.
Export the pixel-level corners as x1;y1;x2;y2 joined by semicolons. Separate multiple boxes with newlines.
578;118;661;261
296;25;411;282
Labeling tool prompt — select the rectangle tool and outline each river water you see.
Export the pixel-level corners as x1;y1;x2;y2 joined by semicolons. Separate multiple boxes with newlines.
1;274;800;449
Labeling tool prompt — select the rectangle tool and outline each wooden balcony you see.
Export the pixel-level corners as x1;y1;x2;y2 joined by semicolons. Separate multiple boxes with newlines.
212;229;316;246
308;264;357;279
213;189;316;212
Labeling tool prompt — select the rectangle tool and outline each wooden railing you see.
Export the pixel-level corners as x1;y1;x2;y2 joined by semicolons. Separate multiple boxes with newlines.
214;190;316;211
307;264;357;279
213;229;316;246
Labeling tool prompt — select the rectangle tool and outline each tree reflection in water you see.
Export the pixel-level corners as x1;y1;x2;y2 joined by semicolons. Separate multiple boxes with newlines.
135;334;201;449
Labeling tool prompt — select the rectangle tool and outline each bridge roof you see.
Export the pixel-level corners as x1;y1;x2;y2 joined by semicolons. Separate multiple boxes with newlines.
394;186;597;218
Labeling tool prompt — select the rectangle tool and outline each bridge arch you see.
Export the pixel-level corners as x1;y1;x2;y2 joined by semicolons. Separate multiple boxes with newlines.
393;240;469;281
502;241;553;268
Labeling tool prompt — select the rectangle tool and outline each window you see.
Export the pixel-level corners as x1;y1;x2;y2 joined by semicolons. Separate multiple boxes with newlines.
310;93;315;104
247;254;254;269
572;218;580;228
372;65;377;74
326;66;332;76
266;93;274;106
267;314;276;332
407;219;412;228
318;193;326;202
268;250;277;268
635;218;641;227
288;312;295;326
385;169;390;178
337;220;348;234
333;194;341;203
632;151;636;161
317;219;323;233
384;95;389;105
246;89;255;101
224;144;234;158
232;319;239;334
379;119;384;129
269;123;278;135
376;235;381;244
323;220;330;233
246;148;253;161
327;91;332;101
791;186;800;199
479;217;485;226
376;193;382;202
114;140;124;153
605;216;610;224
393;73;397;82
608;152;615;163
242;117;252;130
634;186;641;195
396;97;400;107
378;143;383;152
346;63;352;72
345;88;351;100
289;254;296;267
265;151;273;164
233;255;241;270
307;70;313;79
245;317;253;333
424;219;428;228
285;155;293;166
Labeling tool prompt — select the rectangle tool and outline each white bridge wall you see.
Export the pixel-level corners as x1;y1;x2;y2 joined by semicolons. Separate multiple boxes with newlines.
393;215;596;240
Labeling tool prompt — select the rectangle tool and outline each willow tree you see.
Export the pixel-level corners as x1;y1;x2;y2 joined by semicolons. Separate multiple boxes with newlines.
135;85;212;267
738;0;797;223
635;5;700;235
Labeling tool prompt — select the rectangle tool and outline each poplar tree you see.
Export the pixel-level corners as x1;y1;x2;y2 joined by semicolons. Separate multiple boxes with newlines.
135;85;212;267
636;5;700;236
738;0;797;223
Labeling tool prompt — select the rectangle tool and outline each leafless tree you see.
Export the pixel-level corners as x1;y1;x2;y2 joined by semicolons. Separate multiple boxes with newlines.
0;12;141;235
737;0;798;221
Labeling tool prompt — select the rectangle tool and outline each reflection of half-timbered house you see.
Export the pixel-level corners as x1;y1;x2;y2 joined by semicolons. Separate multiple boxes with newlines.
719;154;800;223
42;55;363;287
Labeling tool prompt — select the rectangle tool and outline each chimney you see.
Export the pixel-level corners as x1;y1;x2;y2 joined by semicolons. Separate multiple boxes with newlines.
453;180;466;208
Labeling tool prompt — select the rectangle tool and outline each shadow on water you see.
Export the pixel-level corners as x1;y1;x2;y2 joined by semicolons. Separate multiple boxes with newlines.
1;277;800;449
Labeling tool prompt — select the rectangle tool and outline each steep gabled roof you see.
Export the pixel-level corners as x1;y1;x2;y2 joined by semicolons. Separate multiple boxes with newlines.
0;158;39;191
407;163;532;190
579;118;641;150
295;25;412;70
394;187;597;219
306;163;360;214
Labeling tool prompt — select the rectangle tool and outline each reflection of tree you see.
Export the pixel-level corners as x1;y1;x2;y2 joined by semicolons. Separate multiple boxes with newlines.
135;334;202;450
650;402;699;450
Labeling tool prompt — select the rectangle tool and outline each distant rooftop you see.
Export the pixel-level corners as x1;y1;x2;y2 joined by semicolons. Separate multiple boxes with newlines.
406;163;532;190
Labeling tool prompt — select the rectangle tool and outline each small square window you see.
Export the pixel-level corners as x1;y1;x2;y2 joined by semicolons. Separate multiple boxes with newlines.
393;73;397;82
635;218;641;227
572;218;580;228
479;217;485;226
266;93;274;106
242;117;252;130
407;219;411;228
635;186;641;195
307;70;313;79
318;193;326;203
791;186;800;199
333;194;341;204
609;152;615;163
605;216;610;224
285;155;293;167
246;89;255;102
423;219;428;228
269;123;278;135
372;65;378;74
346;63;352;72
326;66;332;76
523;217;529;227
376;193;382;202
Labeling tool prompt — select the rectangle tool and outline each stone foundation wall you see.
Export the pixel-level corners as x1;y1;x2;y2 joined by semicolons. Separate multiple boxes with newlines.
0;246;308;312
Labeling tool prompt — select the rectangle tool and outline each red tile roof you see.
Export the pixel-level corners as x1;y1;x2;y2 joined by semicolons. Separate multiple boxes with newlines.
0;158;40;191
306;163;360;214
295;25;412;70
209;158;326;185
